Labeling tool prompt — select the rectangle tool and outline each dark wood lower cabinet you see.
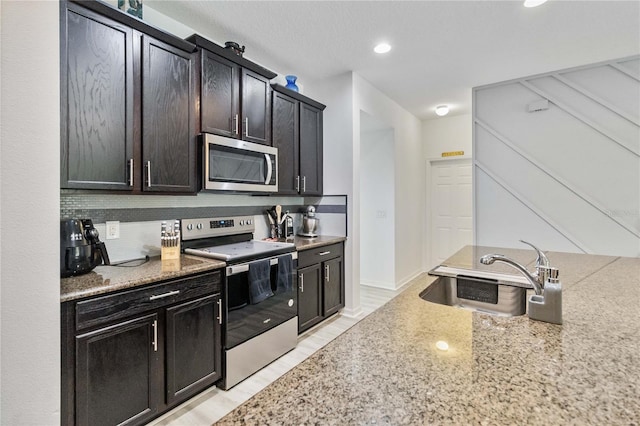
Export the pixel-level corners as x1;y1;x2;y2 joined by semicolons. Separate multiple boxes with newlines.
75;314;160;426
166;295;221;404
297;242;345;334
62;270;222;426
298;264;323;331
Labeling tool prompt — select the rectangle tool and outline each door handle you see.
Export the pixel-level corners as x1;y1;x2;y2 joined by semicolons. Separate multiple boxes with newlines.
244;117;249;137
325;264;330;282
233;114;239;135
299;274;304;292
128;159;134;187
152;320;158;352
149;290;180;301
217;299;223;325
264;153;272;185
145;160;151;187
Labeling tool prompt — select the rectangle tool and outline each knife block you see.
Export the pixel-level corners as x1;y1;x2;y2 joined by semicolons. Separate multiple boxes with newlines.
161;246;181;272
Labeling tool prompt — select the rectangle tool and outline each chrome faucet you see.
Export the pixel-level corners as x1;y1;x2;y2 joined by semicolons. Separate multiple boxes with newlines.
480;241;562;325
479;253;544;295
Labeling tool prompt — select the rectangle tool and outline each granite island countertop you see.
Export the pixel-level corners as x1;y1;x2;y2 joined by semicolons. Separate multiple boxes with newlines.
218;246;640;424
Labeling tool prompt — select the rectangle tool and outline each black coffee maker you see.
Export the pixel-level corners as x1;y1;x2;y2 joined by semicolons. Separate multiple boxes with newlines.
60;219;110;277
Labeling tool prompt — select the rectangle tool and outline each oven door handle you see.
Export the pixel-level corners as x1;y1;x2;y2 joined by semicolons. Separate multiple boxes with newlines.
226;252;298;276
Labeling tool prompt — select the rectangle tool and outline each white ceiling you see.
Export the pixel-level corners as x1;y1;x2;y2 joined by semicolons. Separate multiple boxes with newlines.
147;0;640;120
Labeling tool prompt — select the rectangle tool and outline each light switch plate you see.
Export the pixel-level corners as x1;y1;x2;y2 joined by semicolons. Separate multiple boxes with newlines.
106;221;120;239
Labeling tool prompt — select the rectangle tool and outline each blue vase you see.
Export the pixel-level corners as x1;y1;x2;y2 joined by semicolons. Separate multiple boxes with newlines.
285;75;299;92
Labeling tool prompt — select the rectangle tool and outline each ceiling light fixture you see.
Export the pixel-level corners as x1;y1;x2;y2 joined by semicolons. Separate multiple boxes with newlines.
435;105;450;117
374;43;391;54
523;0;548;7
435;340;449;351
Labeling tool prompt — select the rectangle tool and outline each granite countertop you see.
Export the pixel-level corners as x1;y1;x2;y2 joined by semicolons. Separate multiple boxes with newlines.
218;246;640;424
61;237;345;302
60;255;226;302
293;235;346;251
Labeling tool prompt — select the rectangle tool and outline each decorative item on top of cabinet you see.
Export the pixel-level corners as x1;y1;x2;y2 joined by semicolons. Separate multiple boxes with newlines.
186;34;276;146
271;84;326;196
60;1;197;194
297;242;344;333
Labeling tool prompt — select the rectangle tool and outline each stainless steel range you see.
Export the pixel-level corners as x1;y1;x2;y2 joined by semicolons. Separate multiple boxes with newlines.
181;215;298;390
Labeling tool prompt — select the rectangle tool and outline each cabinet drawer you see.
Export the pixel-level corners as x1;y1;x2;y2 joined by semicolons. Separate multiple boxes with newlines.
76;270;221;331
298;242;343;268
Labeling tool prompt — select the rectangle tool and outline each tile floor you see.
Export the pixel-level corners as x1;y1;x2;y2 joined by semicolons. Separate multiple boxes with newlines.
148;285;402;425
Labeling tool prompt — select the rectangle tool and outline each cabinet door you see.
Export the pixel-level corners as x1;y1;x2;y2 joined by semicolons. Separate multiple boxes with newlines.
272;91;299;195
323;256;344;317
62;4;134;190
75;314;160;426
201;51;239;138
165;294;222;405
299;103;323;195
242;69;271;145
298;264;323;333
142;35;196;193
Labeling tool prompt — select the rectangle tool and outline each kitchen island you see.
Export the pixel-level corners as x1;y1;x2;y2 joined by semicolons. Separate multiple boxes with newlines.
217;246;640;424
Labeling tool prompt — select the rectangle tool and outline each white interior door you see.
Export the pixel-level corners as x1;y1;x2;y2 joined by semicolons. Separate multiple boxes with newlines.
429;158;473;268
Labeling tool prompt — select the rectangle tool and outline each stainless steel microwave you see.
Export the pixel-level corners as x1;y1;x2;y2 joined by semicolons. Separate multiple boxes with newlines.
202;134;278;192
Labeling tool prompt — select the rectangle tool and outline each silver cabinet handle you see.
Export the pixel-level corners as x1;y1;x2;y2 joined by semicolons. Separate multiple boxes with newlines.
233;114;239;135
302;176;306;193
128;159;134;187
299;273;304;292
244;117;249;137
217;298;222;325
152;319;158;352
318;251;331;256
146;160;151;187
325;264;330;282
296;176;300;192
149;290;180;301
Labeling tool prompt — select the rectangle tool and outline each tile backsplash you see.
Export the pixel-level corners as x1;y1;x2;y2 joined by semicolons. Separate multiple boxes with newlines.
61;191;347;262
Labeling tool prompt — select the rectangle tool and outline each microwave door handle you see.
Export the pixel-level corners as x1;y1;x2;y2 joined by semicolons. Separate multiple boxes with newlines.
264;153;272;185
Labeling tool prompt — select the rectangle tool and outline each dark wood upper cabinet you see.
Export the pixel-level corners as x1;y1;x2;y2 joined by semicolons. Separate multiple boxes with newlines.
241;69;271;145
271;84;325;196
299;102;323;196
61;1;197;194
272;90;299;195
141;36;196;193
61;3;135;190
187;34;276;146
200;51;238;137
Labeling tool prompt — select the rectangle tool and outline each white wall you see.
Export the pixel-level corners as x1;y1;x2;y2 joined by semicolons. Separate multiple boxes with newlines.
353;75;424;287
305;73;358;314
1;2;61;424
360;124;395;288
422;114;472;159
474;56;640;257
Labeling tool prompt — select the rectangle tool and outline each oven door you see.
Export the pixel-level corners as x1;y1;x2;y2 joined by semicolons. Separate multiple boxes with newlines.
225;252;297;349
203;133;277;192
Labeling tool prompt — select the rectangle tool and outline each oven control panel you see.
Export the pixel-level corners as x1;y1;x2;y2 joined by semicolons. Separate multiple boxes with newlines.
181;216;255;240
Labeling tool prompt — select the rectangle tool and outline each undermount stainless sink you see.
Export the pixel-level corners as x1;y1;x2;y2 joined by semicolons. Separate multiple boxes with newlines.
420;270;528;317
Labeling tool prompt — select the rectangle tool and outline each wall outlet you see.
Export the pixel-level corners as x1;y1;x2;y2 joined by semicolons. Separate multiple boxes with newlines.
106;221;120;239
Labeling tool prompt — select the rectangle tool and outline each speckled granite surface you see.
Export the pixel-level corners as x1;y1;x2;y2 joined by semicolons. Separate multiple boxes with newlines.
61;237;344;302
293;235;346;251
218;247;640;425
60;255;225;302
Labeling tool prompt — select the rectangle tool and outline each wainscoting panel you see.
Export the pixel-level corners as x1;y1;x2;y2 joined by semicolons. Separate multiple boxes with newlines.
474;56;640;257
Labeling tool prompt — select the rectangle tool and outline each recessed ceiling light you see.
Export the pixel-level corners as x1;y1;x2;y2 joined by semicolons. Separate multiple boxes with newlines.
524;0;548;7
374;43;391;54
435;105;450;116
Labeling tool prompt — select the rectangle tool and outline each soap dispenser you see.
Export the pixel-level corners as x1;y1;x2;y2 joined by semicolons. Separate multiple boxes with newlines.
528;267;562;325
